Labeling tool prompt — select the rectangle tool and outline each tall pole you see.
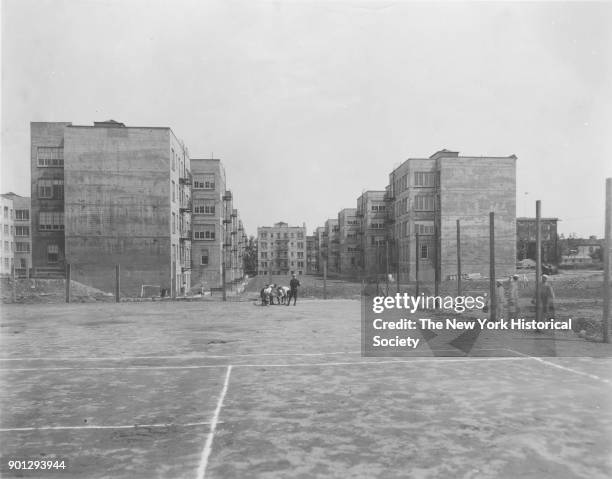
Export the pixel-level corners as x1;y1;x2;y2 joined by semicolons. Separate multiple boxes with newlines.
603;178;611;343
415;233;420;297
456;219;462;296
535;201;542;323
434;223;439;297
385;239;389;296
65;263;71;303
489;212;496;322
115;264;120;303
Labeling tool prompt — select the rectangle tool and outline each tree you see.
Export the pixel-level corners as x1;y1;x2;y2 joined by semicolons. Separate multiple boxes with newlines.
243;236;258;276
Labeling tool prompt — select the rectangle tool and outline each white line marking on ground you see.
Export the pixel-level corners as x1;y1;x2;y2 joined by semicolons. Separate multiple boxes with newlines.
196;365;232;479
0;421;216;433
0;357;529;372
505;349;611;384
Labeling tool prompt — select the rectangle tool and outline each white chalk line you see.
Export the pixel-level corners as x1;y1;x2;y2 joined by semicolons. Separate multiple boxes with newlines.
0;420;217;433
1;357;529;372
0;348;505;362
504;349;611;384
0;351;363;361
196;365;232;479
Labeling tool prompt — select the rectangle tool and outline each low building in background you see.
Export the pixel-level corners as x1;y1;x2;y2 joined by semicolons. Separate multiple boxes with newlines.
516;217;559;264
2;193;31;277
0;194;15;276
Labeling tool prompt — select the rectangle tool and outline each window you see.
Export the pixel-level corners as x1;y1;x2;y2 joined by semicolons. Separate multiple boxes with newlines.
414;172;435;187
416;223;434;235
38;179;53;198
172;213;176;233
194;200;215;215
37;147;64;167
53;179;64;199
261;252;268;259
193;174;215;189
15;209;29;221
420;244;429;259
297;232;304;239
297;261;304;268
297;252;304;258
3;206;7;218
259;241;267;249
3;225;7;234
15;226;30;236
201;250;209;265
194;225;215;240
172;181;176;202
16;242;30;253
371;205;386;212
39;212;64;230
370;222;385;229
297;241;304;249
3;241;8;252
414;195;434;211
171;149;176;171
47;244;59;263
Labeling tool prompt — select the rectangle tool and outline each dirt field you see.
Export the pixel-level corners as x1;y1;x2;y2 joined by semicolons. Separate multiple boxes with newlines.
1;293;611;479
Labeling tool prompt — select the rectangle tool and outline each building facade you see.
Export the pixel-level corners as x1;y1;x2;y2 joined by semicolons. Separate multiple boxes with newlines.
325;218;340;274
516;217;559;264
306;234;318;274
2;193;31;277
0;195;15;276
337;208;360;276
257;222;306;276
387;149;517;282
356;191;387;278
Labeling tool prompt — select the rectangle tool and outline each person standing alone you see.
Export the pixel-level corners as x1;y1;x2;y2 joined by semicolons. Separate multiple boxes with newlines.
287;273;300;306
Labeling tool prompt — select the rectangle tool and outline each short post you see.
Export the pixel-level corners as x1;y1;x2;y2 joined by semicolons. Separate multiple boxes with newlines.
456;219;462;296
115;264;120;303
535;201;542;323
323;259;327;299
65;263;71;303
415;233;420;297
603;178;611;343
489;213;496;322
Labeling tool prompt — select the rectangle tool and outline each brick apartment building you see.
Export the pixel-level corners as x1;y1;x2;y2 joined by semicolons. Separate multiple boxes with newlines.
356;190;387;277
306;234;318;274
257;222;306;276
387;149;516;282
337;208;360;276
516;217;559;264
31;121;246;297
324;218;340;274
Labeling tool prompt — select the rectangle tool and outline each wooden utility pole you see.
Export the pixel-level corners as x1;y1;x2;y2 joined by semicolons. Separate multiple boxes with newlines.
415;233;420;297
115;264;120;303
456;219;462;296
65;263;71;303
603;178;611;343
489;213;496;322
535;201;542;323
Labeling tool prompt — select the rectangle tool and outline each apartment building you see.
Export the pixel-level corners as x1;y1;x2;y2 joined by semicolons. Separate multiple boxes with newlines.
257;222;306;276
306;234;318;274
325;218;340;274
337;208;360;276
516;217;559;264
315;226;327;273
31;120;192;296
0;195;15;276
356;191;387;277
189;159;245;290
2;193;31;277
387;149;516;282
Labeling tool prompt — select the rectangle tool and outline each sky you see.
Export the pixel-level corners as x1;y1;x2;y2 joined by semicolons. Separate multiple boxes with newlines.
2;0;611;237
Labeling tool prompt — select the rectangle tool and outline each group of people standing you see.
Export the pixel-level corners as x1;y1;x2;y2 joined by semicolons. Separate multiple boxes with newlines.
260;274;301;306
489;273;555;320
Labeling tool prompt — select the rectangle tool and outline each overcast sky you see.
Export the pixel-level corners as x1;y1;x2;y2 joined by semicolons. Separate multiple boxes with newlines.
2;0;611;237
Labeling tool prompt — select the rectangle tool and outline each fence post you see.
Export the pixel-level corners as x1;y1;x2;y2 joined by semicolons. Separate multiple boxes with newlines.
115;264;120;303
489;213;496;322
65;263;71;303
603;179;611;343
535;201;542;323
456;219;462;296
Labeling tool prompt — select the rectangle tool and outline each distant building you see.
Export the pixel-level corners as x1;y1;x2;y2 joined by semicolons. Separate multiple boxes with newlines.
356;191;387;278
2;193;31;277
560;237;603;267
0;195;15;276
316;226;327;273
516;217;559;264
325;218;340;274
257;222;306;276
337;208;360;276
387;150;516;282
306;235;318;274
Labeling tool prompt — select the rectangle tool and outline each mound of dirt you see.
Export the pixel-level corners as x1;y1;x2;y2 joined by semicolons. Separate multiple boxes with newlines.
1;278;114;304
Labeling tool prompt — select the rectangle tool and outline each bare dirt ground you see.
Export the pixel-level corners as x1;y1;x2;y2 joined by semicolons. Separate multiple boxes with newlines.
1;290;611;479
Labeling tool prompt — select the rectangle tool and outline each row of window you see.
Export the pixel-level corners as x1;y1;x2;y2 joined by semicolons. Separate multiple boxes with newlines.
193;174;215;189
37;147;64;167
260;252;304;259
259;241;305;249
259;270;304;275
392;171;437;195
2;241;31;252
38;179;64;199
259;261;305;268
2;208;30;220
259;232;305;240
